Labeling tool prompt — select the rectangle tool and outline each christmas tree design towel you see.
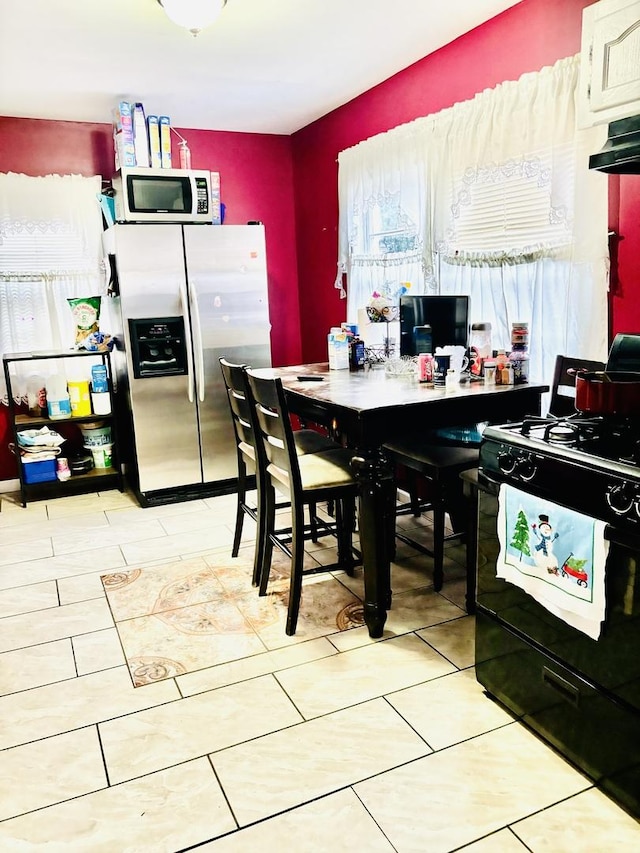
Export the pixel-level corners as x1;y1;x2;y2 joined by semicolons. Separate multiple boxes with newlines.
496;484;608;640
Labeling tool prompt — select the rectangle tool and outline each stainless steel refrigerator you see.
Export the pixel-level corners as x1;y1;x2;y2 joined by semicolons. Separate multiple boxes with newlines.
106;223;271;506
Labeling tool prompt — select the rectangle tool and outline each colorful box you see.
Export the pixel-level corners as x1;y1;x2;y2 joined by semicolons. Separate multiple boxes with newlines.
159;116;172;168
147;115;162;169
133;102;150;167
112;101;136;169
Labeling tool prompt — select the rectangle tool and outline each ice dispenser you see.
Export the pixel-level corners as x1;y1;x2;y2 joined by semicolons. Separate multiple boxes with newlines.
129;317;187;379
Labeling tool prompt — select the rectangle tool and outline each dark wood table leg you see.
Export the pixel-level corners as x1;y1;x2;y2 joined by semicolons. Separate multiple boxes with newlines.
351;449;395;637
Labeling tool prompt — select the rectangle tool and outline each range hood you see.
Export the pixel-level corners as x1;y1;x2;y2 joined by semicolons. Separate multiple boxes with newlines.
589;115;640;174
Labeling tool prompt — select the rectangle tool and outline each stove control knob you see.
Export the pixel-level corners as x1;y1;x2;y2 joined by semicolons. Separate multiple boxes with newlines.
606;484;634;516
515;455;537;482
497;448;518;474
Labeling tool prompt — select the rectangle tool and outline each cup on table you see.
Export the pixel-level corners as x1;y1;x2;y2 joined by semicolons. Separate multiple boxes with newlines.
433;354;451;385
435;345;469;375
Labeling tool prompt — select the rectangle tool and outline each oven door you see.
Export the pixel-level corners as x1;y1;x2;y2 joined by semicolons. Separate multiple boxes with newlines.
474;474;640;816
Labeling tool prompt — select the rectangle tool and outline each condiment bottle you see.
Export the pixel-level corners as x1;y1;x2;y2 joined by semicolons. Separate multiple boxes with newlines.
483;359;497;385
495;350;508;385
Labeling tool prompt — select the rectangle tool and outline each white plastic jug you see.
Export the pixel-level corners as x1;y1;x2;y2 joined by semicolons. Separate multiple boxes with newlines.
46;373;71;419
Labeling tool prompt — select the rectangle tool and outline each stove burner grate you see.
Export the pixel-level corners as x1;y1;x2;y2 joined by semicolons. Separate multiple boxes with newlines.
522;414;603;447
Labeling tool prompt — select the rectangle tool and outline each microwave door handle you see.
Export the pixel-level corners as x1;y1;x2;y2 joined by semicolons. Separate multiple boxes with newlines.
189;282;205;402
179;279;195;403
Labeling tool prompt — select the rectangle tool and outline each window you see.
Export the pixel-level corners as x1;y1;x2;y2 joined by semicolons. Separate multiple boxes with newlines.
337;55;610;387
0;172;104;403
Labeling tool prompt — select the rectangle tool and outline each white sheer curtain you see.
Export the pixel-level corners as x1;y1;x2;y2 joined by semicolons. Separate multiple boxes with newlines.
337;56;610;386
0;172;104;403
336;122;428;310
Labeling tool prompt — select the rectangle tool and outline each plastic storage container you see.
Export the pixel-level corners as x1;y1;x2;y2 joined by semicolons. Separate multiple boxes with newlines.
22;458;57;484
79;421;112;446
87;443;113;469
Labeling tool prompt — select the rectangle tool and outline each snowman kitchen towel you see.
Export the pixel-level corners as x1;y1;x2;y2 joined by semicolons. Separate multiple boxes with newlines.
496;484;608;640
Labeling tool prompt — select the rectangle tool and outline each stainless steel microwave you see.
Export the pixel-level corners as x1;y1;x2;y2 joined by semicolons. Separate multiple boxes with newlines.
112;167;212;223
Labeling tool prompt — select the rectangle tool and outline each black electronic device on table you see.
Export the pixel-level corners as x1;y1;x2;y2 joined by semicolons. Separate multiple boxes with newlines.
399;295;469;356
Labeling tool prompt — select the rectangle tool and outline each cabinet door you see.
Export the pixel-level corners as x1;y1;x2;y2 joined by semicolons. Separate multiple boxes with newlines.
579;0;640;127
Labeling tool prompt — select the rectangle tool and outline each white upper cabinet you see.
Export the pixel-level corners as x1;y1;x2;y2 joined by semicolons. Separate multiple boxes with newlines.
578;0;640;128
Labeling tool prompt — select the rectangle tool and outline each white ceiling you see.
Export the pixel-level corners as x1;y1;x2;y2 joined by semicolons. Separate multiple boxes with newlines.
0;0;523;135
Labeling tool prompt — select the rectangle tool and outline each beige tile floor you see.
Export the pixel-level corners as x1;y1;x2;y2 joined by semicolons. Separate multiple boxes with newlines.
1;485;639;852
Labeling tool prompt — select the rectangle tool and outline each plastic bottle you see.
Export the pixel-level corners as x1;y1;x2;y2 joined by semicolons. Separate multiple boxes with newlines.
26;373;47;417
494;350;508;386
179;140;191;170
46;373;71;419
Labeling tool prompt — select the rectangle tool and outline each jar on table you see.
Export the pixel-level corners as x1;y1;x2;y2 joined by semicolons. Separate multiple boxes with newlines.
470;322;492;376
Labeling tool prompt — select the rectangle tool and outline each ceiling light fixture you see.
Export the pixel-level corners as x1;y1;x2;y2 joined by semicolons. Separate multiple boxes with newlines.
158;0;227;37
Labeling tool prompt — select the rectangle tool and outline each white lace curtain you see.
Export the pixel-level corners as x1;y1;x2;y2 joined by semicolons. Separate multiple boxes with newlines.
336;55;610;385
0;172;104;403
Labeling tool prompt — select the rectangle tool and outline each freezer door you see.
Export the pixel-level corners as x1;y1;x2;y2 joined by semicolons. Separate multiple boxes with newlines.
113;224;202;493
183;224;272;483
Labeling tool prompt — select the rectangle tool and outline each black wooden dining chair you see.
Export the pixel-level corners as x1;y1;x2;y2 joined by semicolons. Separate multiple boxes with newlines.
245;367;359;635
383;429;480;592
390;353;608;596
548;354;606;416
219;358;336;587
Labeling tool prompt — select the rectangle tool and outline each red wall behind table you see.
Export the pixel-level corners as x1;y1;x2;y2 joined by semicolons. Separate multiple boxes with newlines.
291;0;640;363
0;118;301;480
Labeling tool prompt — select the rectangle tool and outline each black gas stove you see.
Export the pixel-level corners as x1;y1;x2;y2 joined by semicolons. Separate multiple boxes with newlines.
476;412;640;819
480;414;640;531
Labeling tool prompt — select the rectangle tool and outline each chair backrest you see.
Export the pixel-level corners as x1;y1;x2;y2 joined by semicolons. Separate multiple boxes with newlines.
219;358;256;457
244;368;301;496
548;354;606;417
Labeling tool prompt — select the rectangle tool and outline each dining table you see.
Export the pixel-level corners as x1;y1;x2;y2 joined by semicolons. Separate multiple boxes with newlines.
267;362;549;638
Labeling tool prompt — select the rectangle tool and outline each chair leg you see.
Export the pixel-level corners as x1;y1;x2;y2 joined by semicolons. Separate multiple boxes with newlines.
232;452;247;558
252;465;266;587
286;500;306;636
309;500;318;542
258;482;277;596
336;495;355;576
432;486;446;592
408;469;421;516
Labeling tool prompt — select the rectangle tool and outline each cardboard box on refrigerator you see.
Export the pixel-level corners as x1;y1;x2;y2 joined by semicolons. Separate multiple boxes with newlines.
159;116;172;168
147;115;162;169
112;101;136;169
132;102;150;167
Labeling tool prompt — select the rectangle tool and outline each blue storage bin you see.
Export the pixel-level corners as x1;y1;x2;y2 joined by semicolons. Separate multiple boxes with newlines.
22;459;57;484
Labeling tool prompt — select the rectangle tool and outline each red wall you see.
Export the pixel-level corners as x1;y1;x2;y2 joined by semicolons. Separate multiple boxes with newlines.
291;0;640;362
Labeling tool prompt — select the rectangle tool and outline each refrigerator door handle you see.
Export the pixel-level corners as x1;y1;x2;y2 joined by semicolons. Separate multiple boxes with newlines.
189;283;206;403
179;279;195;403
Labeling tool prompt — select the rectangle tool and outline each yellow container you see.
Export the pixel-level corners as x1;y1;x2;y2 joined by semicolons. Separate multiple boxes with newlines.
68;379;92;417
